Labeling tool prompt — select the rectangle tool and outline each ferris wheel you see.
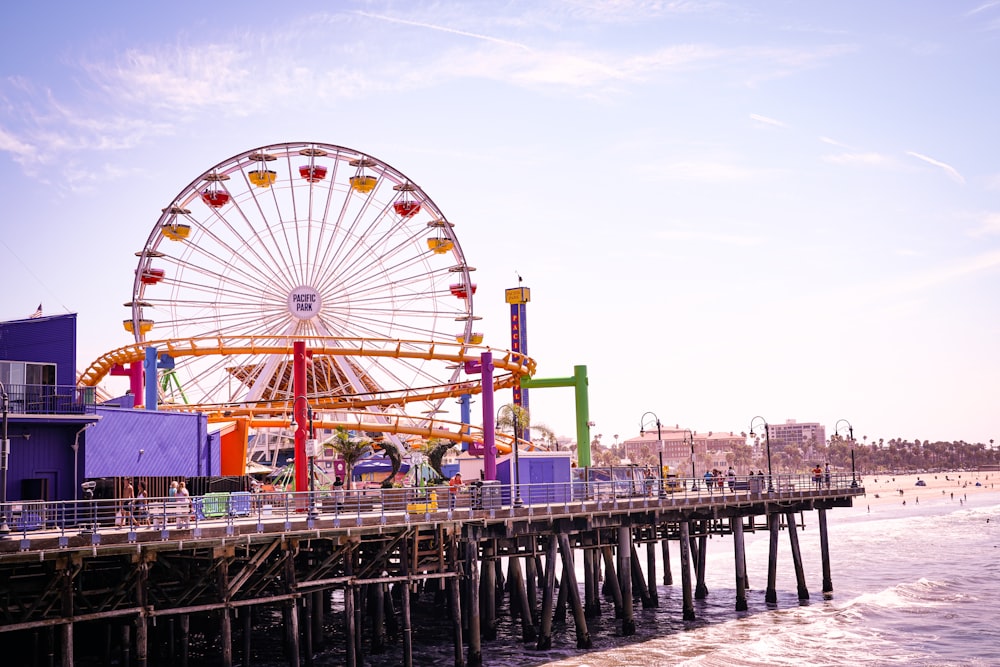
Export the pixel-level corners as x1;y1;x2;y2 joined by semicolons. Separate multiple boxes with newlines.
126;142;479;418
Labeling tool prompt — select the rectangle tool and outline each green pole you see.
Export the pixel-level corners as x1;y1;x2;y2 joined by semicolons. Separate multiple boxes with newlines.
519;365;591;467
573;365;591;467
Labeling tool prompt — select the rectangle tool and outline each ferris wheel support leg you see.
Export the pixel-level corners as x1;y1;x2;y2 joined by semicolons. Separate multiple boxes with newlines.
293;341;309;499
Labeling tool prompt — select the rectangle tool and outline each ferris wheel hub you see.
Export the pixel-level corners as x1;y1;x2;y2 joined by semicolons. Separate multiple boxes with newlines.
288;286;321;320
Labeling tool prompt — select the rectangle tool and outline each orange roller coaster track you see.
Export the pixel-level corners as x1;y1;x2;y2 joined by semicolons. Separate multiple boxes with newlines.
79;336;534;440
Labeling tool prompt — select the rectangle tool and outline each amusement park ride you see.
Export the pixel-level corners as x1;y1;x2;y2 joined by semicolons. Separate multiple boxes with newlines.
76;142;593;486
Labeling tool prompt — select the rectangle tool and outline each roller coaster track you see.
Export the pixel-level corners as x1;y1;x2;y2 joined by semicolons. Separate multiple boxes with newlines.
79;335;534;445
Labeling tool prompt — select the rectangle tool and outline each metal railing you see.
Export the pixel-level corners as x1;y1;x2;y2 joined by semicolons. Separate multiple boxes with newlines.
0;473;863;545
2;383;96;415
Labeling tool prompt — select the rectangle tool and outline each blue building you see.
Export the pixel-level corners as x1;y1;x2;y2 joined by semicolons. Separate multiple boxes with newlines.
0;313;220;507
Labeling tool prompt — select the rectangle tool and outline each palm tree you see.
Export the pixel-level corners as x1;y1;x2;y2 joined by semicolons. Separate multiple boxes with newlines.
496;403;530;439
323;427;373;490
531;422;558;450
426;438;457;480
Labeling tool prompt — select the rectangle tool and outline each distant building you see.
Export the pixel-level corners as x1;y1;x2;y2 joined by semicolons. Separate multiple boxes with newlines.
621;428;743;477
767;419;826;458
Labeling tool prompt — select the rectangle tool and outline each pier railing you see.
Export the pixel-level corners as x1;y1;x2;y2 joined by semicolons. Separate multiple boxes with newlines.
0;473;862;546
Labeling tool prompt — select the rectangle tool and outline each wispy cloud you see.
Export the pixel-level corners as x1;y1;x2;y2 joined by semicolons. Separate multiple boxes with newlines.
356;11;532;50
906;150;965;184
819;136;856;150
822;152;891;166
966;1;1000;16
844;250;1000;307
750;113;786;127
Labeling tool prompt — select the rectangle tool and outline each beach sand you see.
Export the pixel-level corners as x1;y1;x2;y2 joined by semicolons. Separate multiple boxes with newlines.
856;470;1000;509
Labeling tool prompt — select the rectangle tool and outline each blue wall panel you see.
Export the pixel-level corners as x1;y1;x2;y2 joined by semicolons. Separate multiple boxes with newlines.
86;407;218;478
3;422;89;502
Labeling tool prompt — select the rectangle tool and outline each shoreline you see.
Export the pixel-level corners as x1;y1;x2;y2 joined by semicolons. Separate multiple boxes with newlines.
856;470;999;509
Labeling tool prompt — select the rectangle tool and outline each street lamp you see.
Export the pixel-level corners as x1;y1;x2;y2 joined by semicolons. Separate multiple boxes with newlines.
639;411;664;497
683;429;697;491
0;381;9;535
834;419;858;488
498;405;523;507
749;416;774;492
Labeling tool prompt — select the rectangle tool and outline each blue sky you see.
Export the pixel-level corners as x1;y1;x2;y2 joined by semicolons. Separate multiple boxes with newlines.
2;1;998;448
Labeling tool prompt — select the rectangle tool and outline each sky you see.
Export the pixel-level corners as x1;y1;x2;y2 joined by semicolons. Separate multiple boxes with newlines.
1;1;998;448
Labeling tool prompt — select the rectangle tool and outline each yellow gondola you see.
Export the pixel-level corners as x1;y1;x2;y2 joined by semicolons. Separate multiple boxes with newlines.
123;319;154;334
249;170;277;188
350;175;377;192
427;238;454;253
161;223;191;241
455;332;484;344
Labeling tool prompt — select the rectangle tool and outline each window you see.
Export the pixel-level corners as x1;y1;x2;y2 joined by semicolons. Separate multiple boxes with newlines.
0;361;57;386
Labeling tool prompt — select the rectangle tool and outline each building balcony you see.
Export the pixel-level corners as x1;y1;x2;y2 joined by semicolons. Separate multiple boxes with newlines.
3;383;97;416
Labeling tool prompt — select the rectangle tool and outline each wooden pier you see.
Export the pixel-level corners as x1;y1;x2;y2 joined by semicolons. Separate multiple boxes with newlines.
0;475;863;667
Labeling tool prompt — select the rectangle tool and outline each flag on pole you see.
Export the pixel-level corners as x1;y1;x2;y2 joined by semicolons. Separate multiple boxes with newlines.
29;303;43;319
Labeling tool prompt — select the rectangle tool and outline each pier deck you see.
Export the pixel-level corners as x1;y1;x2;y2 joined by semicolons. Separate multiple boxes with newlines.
0;474;864;667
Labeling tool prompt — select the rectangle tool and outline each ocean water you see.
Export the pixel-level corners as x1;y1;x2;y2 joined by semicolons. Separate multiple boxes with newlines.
246;485;1000;667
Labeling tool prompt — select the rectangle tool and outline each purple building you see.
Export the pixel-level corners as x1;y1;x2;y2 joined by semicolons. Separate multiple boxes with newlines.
0;313;219;506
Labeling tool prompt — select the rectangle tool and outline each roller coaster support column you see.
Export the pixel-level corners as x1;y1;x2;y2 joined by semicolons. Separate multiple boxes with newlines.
520;365;591;467
294;341;308;496
143;347;158;410
459;394;472;450
481;351;497;481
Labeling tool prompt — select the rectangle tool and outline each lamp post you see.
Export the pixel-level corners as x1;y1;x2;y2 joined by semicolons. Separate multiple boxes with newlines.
639;411;664;497
683;429;697;491
835;419;857;488
0;381;9;535
499;405;523;507
749;416;773;492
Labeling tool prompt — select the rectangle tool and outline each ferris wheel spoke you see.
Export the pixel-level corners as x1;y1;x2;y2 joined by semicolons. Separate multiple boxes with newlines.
131;141;471;413
172;214;301;297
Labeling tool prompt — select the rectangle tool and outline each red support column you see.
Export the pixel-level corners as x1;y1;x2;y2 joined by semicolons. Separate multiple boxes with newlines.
294;341;308;498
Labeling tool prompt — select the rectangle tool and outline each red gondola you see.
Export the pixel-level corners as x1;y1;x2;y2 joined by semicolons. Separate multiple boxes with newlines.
200;189;230;208
139;268;165;285
393;200;421;217
449;283;477;299
299;165;328;182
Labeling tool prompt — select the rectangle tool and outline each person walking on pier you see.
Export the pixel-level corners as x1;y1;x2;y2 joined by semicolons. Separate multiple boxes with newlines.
449;472;463;509
134;481;150;527
726;467;736;493
812;464;823;488
176;481;191;529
